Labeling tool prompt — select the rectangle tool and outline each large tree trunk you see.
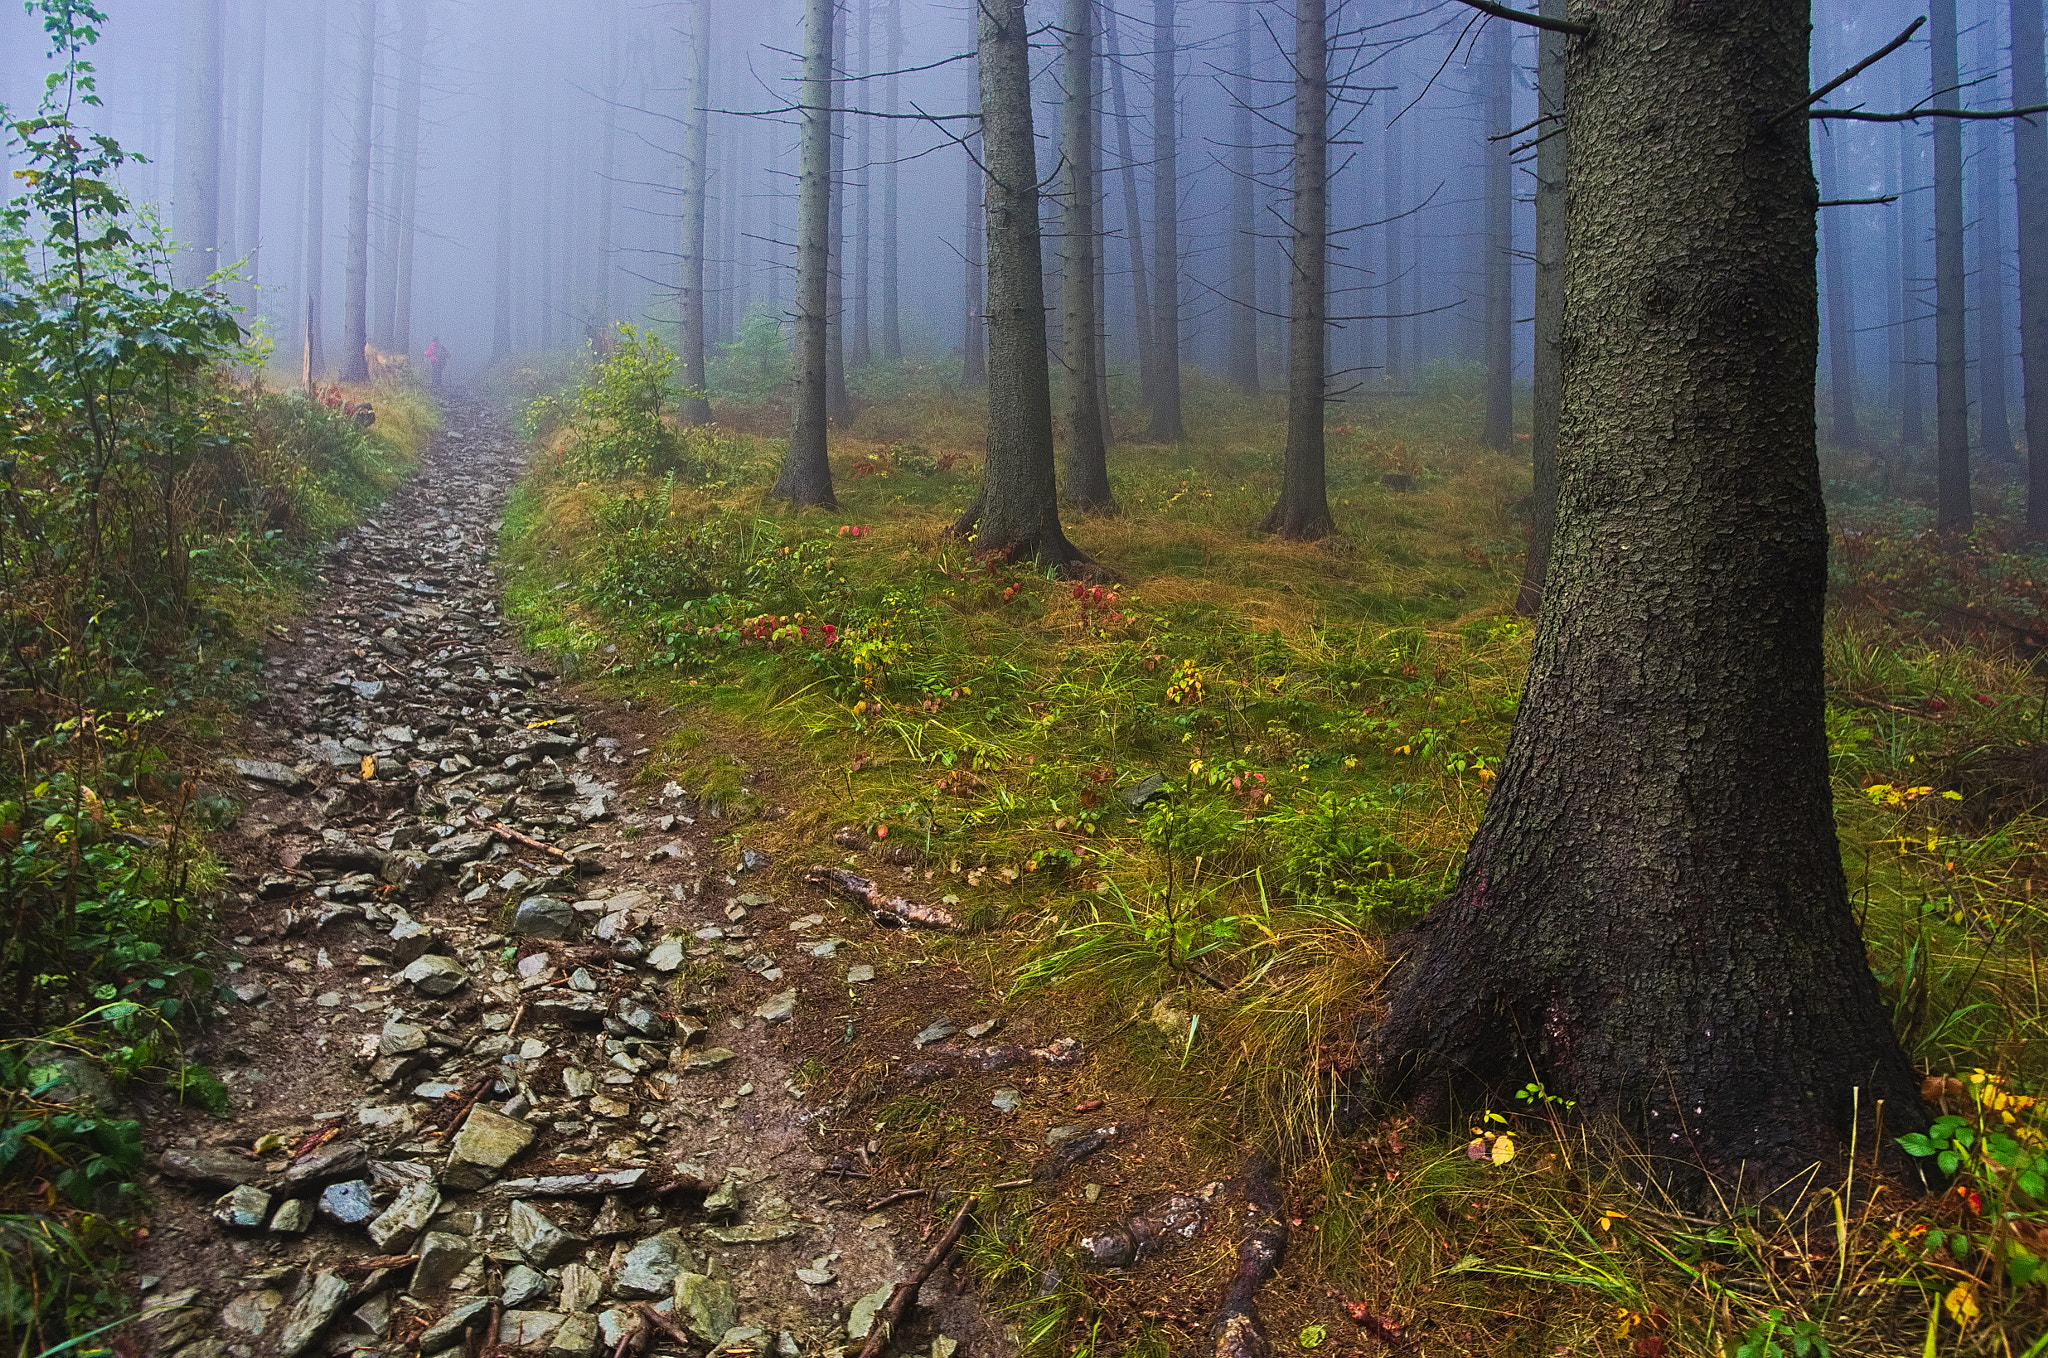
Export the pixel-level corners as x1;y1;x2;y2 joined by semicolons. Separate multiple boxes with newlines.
774;0;838;508
177;0;225;289
1060;0;1114;513
1258;0;1331;541
955;0;1088;571
595;0;621;328
1932;0;1972;532
1480;19;1512;452
881;0;903;363
1381;99;1403;389
1144;0;1185;441
300;0;329;383
1899;67;1927;450
680;0;715;424
1975;16;2017;464
2019;0;2048;533
1515;0;1565;617
963;128;987;388
387;0;424;359
1106;13;1155;408
1227;0;1258;396
1816;128;1861;448
340;0;377;384
851;0;873;369
1369;0;1928;1196
826;64;853;428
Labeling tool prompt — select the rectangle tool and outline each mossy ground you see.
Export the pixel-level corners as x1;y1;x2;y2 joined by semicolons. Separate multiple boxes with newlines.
500;356;2048;1356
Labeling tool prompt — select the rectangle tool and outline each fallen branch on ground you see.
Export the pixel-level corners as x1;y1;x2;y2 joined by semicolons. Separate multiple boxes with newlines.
805;866;957;928
856;1197;979;1358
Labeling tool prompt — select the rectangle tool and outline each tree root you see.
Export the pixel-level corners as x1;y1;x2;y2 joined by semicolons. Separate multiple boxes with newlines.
1209;1154;1289;1358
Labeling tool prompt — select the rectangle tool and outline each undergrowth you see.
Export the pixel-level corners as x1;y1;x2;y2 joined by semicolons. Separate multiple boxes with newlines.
498;347;2048;1348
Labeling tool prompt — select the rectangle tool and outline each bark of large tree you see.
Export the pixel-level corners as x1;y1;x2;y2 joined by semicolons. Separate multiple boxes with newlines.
595;0;621;328
1368;0;1929;1195
234;0;267;314
851;0;873;368
176;0;225;288
300;0;328;383
385;0;424;358
1816;128;1861;448
1515;0;1564;617
1227;0;1258;396
340;0;377;383
963;128;987;388
881;0;903;362
826;67;853;428
1932;0;1972;532
1899;66;1927;450
774;0;838;508
1145;0;1185;441
1106;13;1155;407
680;0;716;424
1381;100;1403;389
1061;0;1114;512
1258;0;1332;541
954;0;1088;571
1480;20;1512;452
2019;0;2048;533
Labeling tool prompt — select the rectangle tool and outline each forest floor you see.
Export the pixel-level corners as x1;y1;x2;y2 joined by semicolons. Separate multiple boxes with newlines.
122;367;2048;1358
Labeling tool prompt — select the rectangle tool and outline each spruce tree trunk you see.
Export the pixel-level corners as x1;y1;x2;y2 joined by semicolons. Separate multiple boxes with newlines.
1816;128;1861;448
680;0;715;424
1977;108;2017;463
176;0;225;288
826;69;853;428
1145;0;1185;441
1900;69;1927;450
388;0;424;358
1061;0;1114;512
595;0;621;327
1515;1;1564;617
340;0;377;384
955;0;1088;571
1381;101;1403;389
881;0;903;363
1932;0;1972;532
1106;13;1155;407
235;0;267;314
1369;0;1929;1196
1227;0;1258;396
300;0;328;382
1481;20;1512;452
1258;0;1331;541
775;0;838;508
852;0;872;369
2018;0;2048;533
963;127;987;388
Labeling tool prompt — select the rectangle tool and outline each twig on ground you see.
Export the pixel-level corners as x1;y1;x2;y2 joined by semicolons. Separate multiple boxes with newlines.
865;1187;930;1210
805;866;958;929
856;1196;979;1358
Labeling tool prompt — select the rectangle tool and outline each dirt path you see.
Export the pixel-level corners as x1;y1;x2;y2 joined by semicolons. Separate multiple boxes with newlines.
131;398;1007;1358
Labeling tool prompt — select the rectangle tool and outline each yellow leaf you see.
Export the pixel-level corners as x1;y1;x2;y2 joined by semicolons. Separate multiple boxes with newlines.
359;755;376;781
1944;1281;1979;1330
1490;1133;1516;1166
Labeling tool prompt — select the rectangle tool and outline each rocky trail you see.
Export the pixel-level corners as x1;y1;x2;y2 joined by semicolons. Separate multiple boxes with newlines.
129;399;1017;1358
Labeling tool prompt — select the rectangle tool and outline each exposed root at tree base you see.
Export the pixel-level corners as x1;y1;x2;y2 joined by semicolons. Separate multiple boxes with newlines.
1209;1154;1289;1358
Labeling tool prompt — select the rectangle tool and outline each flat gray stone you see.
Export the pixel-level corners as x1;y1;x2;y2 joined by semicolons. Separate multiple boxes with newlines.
160;1146;266;1188
415;1298;492;1350
367;1180;441;1249
513;896;576;939
229;757;309;791
684;1047;737;1071
502;1263;550;1308
268;1197;313;1233
701;1222;801;1245
399;954;470;996
508;1199;584;1267
443;1106;535;1189
318;1179;374;1224
847;1281;895;1340
559;1262;603;1313
411;1230;480;1295
675;1272;739;1343
499;1311;565;1347
277;1270;350;1358
221;1289;284;1337
282;1139;369;1187
615;1228;689;1298
212;1184;270;1229
647;936;687;972
753;990;797;1023
548;1311;602;1357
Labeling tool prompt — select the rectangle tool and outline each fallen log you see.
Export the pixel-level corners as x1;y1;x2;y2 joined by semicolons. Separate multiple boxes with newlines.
804;867;957;929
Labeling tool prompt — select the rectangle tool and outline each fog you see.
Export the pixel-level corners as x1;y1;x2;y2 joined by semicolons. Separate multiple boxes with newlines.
0;0;2019;451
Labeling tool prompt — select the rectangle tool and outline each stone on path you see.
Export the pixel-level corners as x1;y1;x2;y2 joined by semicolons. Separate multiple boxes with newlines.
276;1271;350;1358
399;954;469;996
509;1198;585;1267
615;1227;689;1297
444;1105;535;1189
367;1180;440;1249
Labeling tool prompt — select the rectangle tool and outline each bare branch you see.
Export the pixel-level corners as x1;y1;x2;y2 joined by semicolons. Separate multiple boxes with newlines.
1811;102;2048;122
1768;17;1925;126
1450;0;1589;38
1817;195;1899;207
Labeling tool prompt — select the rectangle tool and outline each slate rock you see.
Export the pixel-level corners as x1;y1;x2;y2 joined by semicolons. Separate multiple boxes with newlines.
847;1281;896;1340
508;1198;585;1267
703;1222;802;1245
443;1106;536;1190
684;1047;737;1071
549;1311;602;1357
399;954;470;996
269;1197;314;1233
513;896;576;939
411;1230;481;1295
502;1264;550;1308
753;990;797;1024
160;1146;266;1188
675;1272;740;1343
499;1311;566;1347
1121;773;1167;808
318;1179;375;1224
221;1289;284;1337
559;1262;604;1312
647;936;687;972
615;1228;689;1297
367;1180;441;1249
277;1271;350;1358
281;1139;369;1188
212;1184;271;1229
229;758;309;791
415;1299;492;1351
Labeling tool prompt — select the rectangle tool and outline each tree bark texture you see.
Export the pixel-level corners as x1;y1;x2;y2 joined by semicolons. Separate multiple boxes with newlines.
957;0;1087;571
852;0;873;369
176;0;225;288
882;0;903;362
234;0;266;313
595;0;621;327
1899;62;1927;450
1381;102;1403;389
1975;16;2016;463
1259;0;1332;542
2019;0;2048;533
1228;0;1258;396
1515;2;1564;618
1932;0;1972;531
963;128;987;388
681;0;716;424
1061;0;1114;512
1816;127;1861;448
387;0;424;357
1369;0;1928;1196
1145;0;1185;441
826;72;853;428
775;0;838;508
340;0;377;383
1106;13;1155;407
1481;20;1512;452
